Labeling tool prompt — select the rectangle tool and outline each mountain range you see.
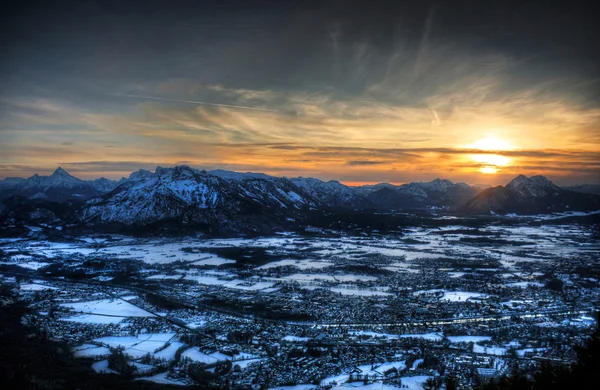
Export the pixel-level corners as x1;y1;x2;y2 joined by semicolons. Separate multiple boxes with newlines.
0;166;598;235
365;178;482;210
461;175;600;215
0;167;124;202
82;166;318;235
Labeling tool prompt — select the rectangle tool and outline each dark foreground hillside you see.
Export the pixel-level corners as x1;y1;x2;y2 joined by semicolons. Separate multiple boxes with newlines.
476;328;600;390
0;285;208;390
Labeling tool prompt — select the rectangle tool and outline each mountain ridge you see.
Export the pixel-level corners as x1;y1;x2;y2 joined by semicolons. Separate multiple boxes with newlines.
461;175;600;215
365;178;483;211
1;167;597;194
0;167;123;202
1;167;599;235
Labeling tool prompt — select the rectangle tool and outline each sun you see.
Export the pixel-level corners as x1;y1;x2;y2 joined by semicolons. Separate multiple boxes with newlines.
465;135;515;174
471;153;511;167
468;135;514;151
479;166;498;174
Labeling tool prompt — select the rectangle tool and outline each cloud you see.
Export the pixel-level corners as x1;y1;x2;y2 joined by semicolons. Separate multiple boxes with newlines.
207;85;277;103
346;160;387;166
59;161;163;173
269;145;302;150
117;93;278;112
429;109;441;127
1;2;598;185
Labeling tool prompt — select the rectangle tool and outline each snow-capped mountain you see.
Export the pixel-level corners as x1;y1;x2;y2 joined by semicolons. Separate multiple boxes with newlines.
210;170;371;208
2;166;599;235
290;177;370;208
91;177;123;193
505;175;561;197
366;178;482;210
208;169;276;181
127;168;154;183
0;167;121;202
462;175;600;214
19;167;86;190
352;183;397;196
81;165;319;234
0;177;25;191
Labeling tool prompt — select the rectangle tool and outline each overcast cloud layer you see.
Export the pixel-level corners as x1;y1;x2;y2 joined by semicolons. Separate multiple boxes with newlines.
1;0;599;185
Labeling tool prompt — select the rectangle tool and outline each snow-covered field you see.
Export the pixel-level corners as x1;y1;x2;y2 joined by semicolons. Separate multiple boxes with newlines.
13;261;49;270
441;291;488;302
181;348;223;364
94;333;181;360
1;218;598;389
92;359;117;374
319;361;419;388
282;335;310;342
73;344;111;358
279;273;377;283
412;289;488;302
3;222;596;294
20;283;57;291
258;259;333;270
447;335;492;343
399;333;444;341
506;281;545;288
349;331;399;339
181;347;258;365
60;299;155;317
473;344;507;356
62;314;125;324
329;287;392;296
192;255;235;266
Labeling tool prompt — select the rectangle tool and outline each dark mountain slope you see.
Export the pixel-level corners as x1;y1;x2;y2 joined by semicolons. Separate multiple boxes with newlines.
461;175;600;214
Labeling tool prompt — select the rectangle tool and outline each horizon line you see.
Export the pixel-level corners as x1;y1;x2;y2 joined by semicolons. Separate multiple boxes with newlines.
0;165;594;188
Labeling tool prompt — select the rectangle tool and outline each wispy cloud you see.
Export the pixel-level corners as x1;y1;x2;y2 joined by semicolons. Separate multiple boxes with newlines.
117;93;278;112
347;160;387;166
1;3;598;185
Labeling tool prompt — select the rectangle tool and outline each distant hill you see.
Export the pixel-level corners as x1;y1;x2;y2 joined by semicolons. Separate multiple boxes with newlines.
563;184;600;195
290;177;372;208
366;178;483;210
461;175;600;215
352;183;397;196
0;167;123;202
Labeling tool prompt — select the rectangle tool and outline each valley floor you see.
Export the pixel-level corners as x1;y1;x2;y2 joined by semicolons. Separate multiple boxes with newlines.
1;216;598;389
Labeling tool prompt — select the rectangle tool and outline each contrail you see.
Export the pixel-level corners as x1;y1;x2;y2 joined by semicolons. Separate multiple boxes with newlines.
117;94;278;112
428;108;441;127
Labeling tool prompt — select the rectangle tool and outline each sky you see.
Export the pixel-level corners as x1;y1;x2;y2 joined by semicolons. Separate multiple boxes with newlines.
1;0;599;186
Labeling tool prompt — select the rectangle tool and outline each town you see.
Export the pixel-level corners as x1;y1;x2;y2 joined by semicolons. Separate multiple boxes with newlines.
1;216;598;389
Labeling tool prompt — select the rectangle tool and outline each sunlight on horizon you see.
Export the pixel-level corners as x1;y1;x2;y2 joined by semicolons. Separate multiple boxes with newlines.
466;136;515;174
467;136;515;151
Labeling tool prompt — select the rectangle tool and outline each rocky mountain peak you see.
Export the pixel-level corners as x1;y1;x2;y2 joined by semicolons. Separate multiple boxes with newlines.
129;169;154;182
52;167;70;176
424;178;454;191
506;175;559;197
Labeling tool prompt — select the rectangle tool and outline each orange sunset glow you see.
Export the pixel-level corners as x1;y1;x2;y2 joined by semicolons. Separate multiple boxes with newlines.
1;1;598;186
